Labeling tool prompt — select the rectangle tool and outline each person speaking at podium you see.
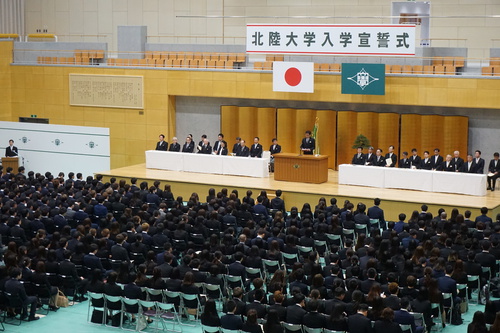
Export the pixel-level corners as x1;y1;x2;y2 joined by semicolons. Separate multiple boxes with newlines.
5;139;18;157
300;130;315;155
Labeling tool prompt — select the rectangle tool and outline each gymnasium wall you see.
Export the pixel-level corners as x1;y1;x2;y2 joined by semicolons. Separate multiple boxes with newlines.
23;1;500;59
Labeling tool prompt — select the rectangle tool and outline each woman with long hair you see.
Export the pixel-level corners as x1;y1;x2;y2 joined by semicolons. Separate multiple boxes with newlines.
263;308;284;333
467;311;488;333
490;312;500;333
200;299;221;328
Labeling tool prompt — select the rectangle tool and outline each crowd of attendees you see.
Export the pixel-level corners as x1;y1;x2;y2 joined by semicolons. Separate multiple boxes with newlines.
1;166;500;332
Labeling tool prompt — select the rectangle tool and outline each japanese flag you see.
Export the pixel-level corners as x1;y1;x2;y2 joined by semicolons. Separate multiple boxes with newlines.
273;61;314;93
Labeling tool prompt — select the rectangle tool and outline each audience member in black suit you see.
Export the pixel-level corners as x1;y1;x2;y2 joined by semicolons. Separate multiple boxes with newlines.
245;289;267;319
250;137;263;158
285;293;307;324
399;152;411;168
60;250;88;301
111;233;130;261
5;268;39;321
451;150;464;172
409;148;421;169
475;241;497;278
271;190;286;213
236;140;250;157
461;154;478;173
420;151;432;170
326;302;349;331
83;244;106;274
487;152;500;191
268;291;287;322
384;282;401;310
104;272;123;297
473;150;485;174
441;154;455;172
198;138;212;154
201;299;221;328
168;137;180;152
384;145;397;167
365;146;376;165
155;134;168;151
300;131;315;155
348;303;373;333
352;147;366;165
373;149;386;167
303;299;327;329
374;307;403;333
431;148;443;170
242;309;263;333
221;300;244;330
182;136;195;153
264;309;285;333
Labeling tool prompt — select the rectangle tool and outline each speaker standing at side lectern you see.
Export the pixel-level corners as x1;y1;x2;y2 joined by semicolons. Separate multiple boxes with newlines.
5;139;18;157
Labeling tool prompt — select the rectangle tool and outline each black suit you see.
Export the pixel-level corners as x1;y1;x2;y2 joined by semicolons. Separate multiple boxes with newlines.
269;144;281;156
352;153;366;165
399;158;411;169
410;155;421;168
373;155;386;167
300;137;315;155
474;157;485;174
488;159;500;188
232;143;241;155
198;144;212;154
245;301;267;318
236;146;250;157
461;161;478;173
213;141;223;154
420;158;432;170
111;244;130;261
168;143;180;152
271;197;285;213
373;319;402;333
451;157;464;171
155;141;168;151
385;153;397;167
216;147;228;156
182;141;195;153
83;253;105;273
5;277;37;319
221;313;244;330
5;145;18;157
365;153;375;165
441;161;455;172
303;311;327;329
347;313;374;333
285;304;307;324
250;143;263;158
431;155;443;170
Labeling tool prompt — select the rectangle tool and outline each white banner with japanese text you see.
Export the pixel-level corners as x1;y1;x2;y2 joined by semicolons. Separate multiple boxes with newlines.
246;24;416;56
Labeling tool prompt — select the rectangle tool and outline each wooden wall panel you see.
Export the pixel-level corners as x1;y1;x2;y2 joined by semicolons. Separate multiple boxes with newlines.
277;109;337;168
400;114;468;158
221;106;276;150
337;111;400;166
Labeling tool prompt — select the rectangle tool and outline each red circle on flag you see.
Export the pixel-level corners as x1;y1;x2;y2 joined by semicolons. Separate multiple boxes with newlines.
284;67;302;86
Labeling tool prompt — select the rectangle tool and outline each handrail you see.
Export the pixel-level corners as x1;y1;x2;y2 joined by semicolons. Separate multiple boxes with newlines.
26;34;57;42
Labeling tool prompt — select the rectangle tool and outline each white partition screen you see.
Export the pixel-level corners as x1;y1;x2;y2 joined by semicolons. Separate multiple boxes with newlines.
0;121;110;178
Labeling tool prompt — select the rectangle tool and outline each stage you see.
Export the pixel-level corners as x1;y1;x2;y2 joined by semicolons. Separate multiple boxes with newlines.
98;164;500;221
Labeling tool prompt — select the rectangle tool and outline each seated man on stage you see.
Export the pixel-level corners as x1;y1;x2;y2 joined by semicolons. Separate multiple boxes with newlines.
460;154;477;173
232;137;242;155
250;137;263;158
487;152;500;191
410;148;421;169
365;146;375;165
384;145;397;167
215;140;228;156
198;138;212;154
168;137;180;152
5;139;18;157
213;133;224;154
431;148;443;170
441;154;454;172
182;136;195;153
300;130;315;155
420;151;432;170
399;152;411;168
351;147;366;165
155;134;168;151
451;150;464;172
474;150;485;174
236;140;250;157
269;138;281;172
373;148;386;167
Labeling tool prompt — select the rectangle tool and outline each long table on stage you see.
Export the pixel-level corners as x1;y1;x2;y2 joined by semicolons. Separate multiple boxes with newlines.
145;150;270;178
339;164;487;196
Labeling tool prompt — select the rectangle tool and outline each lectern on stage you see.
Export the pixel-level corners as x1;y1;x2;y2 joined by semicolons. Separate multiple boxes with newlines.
1;157;19;171
273;153;329;184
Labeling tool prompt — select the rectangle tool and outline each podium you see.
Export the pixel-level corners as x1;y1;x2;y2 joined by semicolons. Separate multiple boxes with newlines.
1;157;19;171
274;153;329;184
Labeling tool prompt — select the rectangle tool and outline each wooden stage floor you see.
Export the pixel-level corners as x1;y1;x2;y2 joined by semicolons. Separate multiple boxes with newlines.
98;164;500;220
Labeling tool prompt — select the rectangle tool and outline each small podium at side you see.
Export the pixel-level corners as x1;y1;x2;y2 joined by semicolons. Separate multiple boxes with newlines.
1;157;19;171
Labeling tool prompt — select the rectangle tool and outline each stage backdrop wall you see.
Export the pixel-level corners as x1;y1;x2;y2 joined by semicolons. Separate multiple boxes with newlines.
400;114;468;160
277;109;337;169
0;121;110;178
336;111;400;167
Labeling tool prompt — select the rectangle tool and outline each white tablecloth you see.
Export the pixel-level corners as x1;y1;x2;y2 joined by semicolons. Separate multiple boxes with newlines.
338;164;487;196
145;150;270;178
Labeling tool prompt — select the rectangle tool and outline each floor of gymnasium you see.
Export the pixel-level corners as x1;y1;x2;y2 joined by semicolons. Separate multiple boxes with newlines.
3;297;487;333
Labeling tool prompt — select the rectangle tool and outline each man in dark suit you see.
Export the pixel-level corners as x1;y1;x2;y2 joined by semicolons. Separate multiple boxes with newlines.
395;298;422;333
303;299;327;329
461;154;478;173
60;250;88;301
5;268;39;321
441;154;455;172
269;138;281;156
271;189;286;213
168;137;180;152
431;148;443;170
384;282;401;310
487;152;500;191
420;151;432;170
385;145;397;167
352;147;366;165
197;138;212;154
215;140;228;155
232;137;241;155
227;252;246;279
373;148;386;167
5;139;18;157
360;268;380;294
285;293;307;324
155;134;168;151
399;151;411;168
83;244;106;274
221;300;243;330
250;137;263;158
354;203;370;226
347;304;373;333
236;140;250;157
213;133;224;154
409;148;421;169
111;233;130;261
10;219;27;243
437;265;459;306
475;241;497;278
365;146;375;165
300;130;315;155
473;150;485;174
245;289;267;318
367;198;385;228
451;150;464;172
181;136;195;153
